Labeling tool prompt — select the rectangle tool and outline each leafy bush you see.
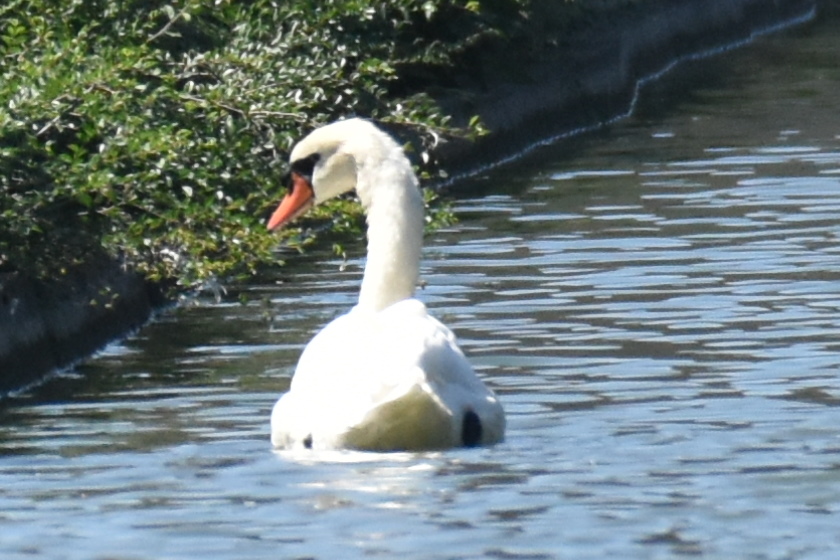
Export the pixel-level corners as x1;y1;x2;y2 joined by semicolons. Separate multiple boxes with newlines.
0;0;629;292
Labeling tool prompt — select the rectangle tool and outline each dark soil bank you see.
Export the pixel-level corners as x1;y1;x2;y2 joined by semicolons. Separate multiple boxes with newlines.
0;0;821;394
434;0;818;180
0;259;159;394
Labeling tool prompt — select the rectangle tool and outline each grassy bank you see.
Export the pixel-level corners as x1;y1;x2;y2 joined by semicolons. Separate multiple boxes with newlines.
1;0;637;293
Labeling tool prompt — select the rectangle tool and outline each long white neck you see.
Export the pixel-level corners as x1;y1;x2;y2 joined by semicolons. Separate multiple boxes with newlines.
354;151;424;312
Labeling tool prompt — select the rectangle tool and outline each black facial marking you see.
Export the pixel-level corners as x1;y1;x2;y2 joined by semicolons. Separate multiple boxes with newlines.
283;153;321;192
291;153;320;180
303;434;313;449
461;410;482;447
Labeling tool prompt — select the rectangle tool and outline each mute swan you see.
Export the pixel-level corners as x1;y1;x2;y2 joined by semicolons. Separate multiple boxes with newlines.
267;118;505;451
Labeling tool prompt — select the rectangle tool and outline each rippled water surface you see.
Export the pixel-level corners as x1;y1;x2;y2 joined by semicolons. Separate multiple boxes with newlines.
4;15;840;560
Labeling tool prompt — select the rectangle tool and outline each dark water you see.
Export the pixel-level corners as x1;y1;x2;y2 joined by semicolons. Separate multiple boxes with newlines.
3;13;840;560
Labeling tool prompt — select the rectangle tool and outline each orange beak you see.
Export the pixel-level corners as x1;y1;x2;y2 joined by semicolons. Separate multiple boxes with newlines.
267;172;315;231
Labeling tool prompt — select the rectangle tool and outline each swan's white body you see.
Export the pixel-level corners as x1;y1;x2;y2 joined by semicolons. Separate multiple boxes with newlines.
268;118;504;451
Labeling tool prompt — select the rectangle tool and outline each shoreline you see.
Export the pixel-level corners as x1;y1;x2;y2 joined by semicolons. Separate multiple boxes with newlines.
432;0;818;185
0;0;820;394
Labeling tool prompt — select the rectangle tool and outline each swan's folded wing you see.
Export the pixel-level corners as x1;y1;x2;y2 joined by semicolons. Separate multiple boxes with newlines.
272;299;504;450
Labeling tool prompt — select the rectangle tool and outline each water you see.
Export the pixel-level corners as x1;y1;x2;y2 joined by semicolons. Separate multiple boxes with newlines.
3;14;840;560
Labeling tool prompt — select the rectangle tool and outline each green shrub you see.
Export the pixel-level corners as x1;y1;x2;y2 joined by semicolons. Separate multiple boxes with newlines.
0;0;625;291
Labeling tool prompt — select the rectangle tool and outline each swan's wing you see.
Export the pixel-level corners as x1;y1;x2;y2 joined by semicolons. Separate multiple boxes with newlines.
271;300;504;450
355;299;505;448
271;310;379;448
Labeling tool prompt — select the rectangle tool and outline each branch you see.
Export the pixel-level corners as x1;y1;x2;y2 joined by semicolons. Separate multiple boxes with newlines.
178;94;305;121
146;7;190;45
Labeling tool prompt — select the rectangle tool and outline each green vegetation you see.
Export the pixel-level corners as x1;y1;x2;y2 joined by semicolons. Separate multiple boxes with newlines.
0;0;633;293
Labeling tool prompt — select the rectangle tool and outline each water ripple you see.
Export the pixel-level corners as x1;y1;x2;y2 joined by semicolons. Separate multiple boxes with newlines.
3;17;840;560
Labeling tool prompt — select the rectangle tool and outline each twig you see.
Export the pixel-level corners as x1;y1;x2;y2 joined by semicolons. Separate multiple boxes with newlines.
179;94;305;121
146;7;189;45
248;110;307;121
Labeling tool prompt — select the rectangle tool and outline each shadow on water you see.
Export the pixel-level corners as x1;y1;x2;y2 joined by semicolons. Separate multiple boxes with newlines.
3;11;840;560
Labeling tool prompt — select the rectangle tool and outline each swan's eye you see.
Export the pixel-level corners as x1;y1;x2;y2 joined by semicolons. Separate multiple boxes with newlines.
290;153;321;180
283;153;321;192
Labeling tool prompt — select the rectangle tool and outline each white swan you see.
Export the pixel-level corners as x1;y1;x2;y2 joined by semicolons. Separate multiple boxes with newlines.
267;118;505;451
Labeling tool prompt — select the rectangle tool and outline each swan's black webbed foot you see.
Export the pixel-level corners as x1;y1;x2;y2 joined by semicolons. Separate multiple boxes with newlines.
303;434;313;449
461;410;482;447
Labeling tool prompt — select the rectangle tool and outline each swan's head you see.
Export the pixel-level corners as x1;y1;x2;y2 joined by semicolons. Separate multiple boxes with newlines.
267;118;401;231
